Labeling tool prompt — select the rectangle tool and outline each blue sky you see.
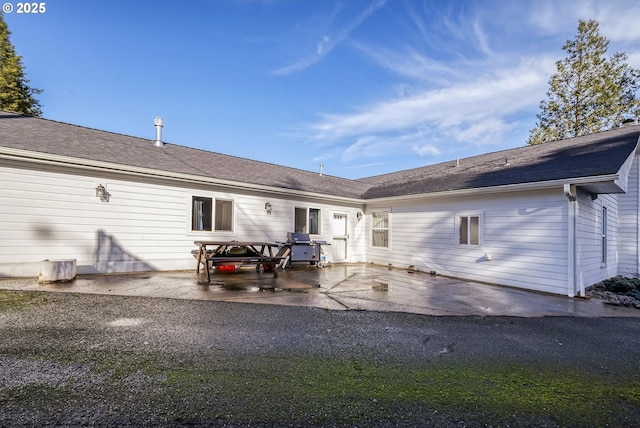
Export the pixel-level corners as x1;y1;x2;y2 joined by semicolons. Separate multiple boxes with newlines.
4;0;640;179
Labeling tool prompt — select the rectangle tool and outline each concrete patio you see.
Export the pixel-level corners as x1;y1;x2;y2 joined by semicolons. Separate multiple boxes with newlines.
1;264;639;317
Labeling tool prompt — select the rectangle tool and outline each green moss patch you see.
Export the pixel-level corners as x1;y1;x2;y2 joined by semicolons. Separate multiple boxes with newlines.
3;348;639;426
0;290;51;311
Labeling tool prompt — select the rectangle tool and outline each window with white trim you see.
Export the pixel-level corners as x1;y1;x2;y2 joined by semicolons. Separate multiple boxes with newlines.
457;213;482;246
371;210;389;248
191;196;234;232
294;207;321;234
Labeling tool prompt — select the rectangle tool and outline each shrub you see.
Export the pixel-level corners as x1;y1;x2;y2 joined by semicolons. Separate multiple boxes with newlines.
601;276;640;294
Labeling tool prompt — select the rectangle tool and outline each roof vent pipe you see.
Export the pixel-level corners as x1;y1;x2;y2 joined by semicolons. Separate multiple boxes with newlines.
319;163;323;176
153;117;164;147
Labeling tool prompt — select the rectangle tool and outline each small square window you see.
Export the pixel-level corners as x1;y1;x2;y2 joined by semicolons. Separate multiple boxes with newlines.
295;207;321;234
458;214;481;246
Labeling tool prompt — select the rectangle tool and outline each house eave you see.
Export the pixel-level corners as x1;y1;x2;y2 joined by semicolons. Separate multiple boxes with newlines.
1;145;632;205
0;147;366;204
364;174;625;204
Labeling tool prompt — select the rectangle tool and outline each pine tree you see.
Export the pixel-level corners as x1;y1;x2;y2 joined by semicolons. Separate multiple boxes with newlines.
0;13;42;116
528;20;640;145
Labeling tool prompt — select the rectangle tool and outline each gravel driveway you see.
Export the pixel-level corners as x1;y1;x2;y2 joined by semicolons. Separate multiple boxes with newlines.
1;290;640;427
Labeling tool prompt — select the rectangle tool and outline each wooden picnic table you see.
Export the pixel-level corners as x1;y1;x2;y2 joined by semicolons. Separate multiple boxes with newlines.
194;241;285;283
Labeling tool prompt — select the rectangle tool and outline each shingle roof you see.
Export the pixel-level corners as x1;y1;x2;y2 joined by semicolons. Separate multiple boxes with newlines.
0;111;369;199
1;110;639;200
358;125;640;199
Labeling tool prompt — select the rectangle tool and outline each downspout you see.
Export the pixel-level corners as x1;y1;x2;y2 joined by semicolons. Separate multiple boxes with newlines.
564;183;577;297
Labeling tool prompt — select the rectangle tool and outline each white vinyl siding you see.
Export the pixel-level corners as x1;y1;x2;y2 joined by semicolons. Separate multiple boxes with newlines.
0;161;365;276
618;156;639;276
367;191;569;295
575;191;619;289
3;153;639;297
0;164;191;275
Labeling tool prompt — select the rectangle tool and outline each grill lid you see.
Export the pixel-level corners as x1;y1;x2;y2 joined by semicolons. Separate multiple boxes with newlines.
287;232;311;243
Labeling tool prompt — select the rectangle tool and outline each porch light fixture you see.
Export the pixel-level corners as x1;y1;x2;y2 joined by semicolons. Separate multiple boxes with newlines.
356;211;363;220
265;202;272;214
95;184;108;202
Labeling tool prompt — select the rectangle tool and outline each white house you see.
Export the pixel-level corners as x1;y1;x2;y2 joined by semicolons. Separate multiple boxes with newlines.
1;110;639;296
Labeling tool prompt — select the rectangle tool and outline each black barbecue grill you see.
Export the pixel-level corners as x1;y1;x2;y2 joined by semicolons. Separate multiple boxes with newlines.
278;232;329;267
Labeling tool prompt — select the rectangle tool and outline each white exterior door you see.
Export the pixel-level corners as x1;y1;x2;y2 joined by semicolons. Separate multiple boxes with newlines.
331;213;348;262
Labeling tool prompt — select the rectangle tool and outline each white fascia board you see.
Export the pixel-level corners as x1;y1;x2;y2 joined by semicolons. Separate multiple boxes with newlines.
364;174;624;204
612;144;639;194
0;147;365;204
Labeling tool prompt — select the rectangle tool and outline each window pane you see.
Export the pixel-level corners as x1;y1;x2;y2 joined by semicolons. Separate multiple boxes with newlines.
372;211;388;228
459;216;468;245
192;197;212;231
309;208;320;234
372;230;388;247
295;208;307;233
215;200;233;231
470;216;479;245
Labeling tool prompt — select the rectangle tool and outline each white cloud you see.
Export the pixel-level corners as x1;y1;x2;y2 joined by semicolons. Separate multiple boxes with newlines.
340;129;443;162
309;57;551;146
472;19;493;57
351;41;462;84
273;0;387;75
299;0;640;169
412;143;441;156
449;118;513;146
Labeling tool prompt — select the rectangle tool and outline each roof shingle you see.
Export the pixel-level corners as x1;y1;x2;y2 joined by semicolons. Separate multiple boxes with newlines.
1;110;638;200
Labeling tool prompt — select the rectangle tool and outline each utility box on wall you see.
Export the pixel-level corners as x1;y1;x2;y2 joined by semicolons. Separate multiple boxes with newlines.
39;259;77;283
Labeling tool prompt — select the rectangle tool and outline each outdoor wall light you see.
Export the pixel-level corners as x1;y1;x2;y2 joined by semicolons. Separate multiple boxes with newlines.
95;184;108;202
356;211;363;220
265;202;272;214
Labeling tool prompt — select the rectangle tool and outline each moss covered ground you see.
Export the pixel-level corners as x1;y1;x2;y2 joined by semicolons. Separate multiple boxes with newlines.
2;346;639;426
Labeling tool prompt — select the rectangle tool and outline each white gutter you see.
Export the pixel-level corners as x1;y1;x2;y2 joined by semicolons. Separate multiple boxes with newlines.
0;147;366;205
564;183;577;297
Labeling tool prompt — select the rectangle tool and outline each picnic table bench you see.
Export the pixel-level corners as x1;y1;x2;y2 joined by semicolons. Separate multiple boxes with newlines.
194;241;285;284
